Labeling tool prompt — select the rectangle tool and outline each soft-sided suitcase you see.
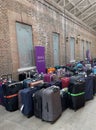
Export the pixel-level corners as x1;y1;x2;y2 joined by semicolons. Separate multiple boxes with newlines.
19;87;38;118
0;74;12;106
85;76;94;101
33;89;44;118
60;89;68;111
43;74;53;83
23;78;32;88
42;86;62;123
70;75;85;84
47;68;56;73
61;77;70;88
56;68;64;78
68;81;85;111
2;82;23;111
93;67;96;75
49;80;62;90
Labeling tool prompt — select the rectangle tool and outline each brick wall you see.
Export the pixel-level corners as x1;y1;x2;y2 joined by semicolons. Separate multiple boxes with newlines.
0;0;12;76
0;0;96;80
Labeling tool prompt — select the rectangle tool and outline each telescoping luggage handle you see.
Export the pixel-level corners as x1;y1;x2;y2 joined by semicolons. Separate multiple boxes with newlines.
17;66;36;73
8;81;23;87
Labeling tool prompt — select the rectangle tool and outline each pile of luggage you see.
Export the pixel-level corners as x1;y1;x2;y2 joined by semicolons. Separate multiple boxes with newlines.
0;59;96;123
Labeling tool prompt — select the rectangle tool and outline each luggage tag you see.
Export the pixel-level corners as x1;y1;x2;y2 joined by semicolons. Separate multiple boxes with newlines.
20;105;24;112
32;93;35;98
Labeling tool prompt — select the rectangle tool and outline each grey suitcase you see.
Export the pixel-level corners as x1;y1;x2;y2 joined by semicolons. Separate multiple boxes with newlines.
42;85;62;123
33;89;44;119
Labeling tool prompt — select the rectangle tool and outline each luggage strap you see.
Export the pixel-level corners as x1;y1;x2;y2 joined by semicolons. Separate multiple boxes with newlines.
4;93;18;99
68;92;85;96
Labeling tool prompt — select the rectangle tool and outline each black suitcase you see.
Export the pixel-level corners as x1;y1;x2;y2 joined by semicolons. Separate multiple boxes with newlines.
70;75;85;84
19;73;27;81
2;82;23;111
49;80;62;90
33;89;44;119
19;87;38;118
85;76;94;101
68;81;85;111
60;89;68;111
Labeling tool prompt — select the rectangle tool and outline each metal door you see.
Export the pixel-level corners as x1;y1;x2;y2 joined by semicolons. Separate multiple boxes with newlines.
70;37;75;61
53;33;59;66
80;40;84;60
86;41;89;50
16;22;33;68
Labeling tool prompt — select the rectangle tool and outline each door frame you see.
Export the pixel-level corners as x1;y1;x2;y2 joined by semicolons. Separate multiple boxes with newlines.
52;32;60;66
70;37;75;61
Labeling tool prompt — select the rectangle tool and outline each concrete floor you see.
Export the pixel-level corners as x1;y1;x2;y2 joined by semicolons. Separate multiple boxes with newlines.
0;97;96;130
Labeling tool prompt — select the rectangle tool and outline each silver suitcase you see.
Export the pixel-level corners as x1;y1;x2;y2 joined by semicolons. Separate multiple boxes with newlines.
42;85;62;122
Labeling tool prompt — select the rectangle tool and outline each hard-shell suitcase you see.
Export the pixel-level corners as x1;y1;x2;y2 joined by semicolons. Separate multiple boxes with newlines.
43;74;53;83
68;81;85;111
2;82;23;111
60;89;68;111
42;86;62;122
61;77;70;88
85;76;94;101
33;89;44;118
19;87;38;118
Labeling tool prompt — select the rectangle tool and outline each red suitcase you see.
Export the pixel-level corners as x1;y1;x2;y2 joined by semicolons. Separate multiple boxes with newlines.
61;77;70;88
43;74;53;83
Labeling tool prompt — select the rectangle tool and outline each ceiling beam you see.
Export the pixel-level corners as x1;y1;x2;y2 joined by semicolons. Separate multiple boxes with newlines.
63;0;71;7
77;2;96;18
69;0;84;12
82;10;96;21
86;17;96;26
57;0;62;4
90;24;96;28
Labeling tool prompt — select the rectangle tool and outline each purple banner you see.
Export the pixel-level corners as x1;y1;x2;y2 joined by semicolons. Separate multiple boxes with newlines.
35;46;46;74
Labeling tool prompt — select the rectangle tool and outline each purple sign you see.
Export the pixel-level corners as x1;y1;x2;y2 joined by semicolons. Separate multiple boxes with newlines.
35;46;46;74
